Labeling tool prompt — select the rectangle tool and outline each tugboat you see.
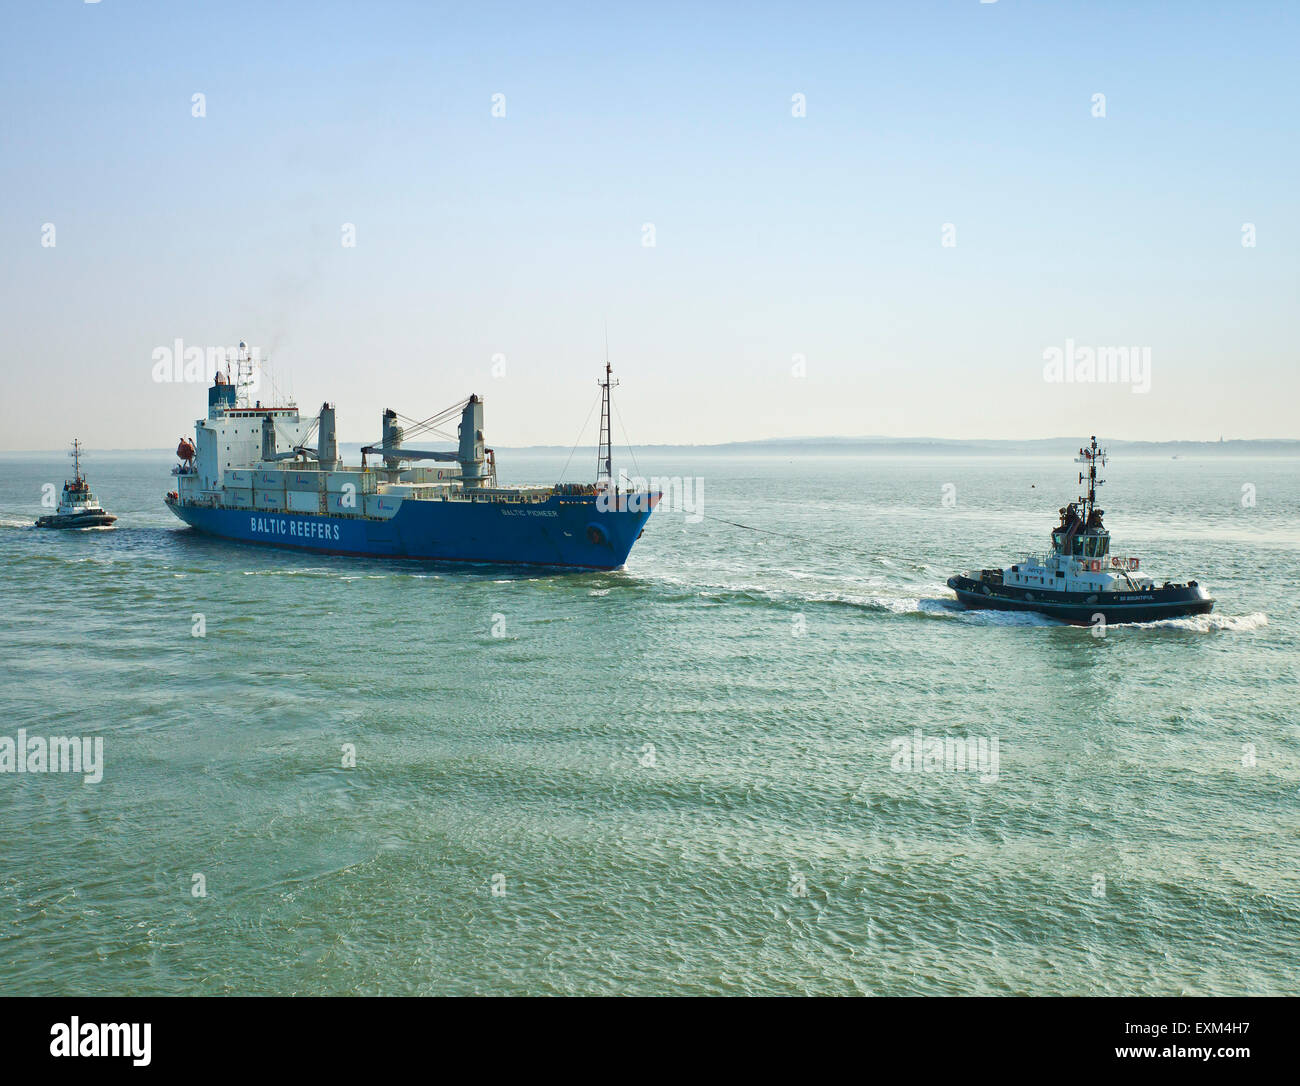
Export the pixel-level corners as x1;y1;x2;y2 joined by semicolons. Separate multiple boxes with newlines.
35;440;117;529
947;436;1213;624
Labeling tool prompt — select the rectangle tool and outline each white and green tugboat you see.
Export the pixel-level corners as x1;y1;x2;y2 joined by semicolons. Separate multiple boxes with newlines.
35;440;117;530
947;436;1213;625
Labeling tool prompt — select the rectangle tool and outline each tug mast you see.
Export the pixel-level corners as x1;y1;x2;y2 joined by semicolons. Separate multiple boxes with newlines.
1078;435;1107;524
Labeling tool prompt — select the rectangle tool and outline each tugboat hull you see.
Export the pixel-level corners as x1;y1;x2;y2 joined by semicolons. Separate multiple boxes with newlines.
947;576;1213;625
36;512;117;530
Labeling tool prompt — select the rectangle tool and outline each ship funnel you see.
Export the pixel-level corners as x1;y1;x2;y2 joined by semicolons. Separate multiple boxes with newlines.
319;402;339;470
457;395;488;488
381;409;404;470
261;414;277;462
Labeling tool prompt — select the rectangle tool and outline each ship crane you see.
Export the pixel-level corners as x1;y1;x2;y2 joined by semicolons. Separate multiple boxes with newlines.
359;396;492;487
359;446;460;462
360;408;461;463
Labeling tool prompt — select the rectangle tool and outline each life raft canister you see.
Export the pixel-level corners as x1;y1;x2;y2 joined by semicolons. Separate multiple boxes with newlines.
1090;559;1102;572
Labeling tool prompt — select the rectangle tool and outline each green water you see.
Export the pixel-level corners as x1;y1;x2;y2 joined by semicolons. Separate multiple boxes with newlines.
0;451;1296;995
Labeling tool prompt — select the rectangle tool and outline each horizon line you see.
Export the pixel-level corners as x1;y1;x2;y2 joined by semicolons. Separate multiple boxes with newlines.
3;436;1299;455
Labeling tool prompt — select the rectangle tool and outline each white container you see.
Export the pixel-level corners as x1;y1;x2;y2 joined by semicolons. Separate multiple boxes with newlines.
365;494;403;518
285;471;322;493
223;487;253;509
256;470;285;489
287;490;321;513
326;470;376;494
399;466;456;484
225;469;253;488
326;492;362;515
254;489;285;510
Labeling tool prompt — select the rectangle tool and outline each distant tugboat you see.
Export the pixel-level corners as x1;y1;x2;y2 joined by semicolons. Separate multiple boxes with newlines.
947;436;1213;624
35;440;117;530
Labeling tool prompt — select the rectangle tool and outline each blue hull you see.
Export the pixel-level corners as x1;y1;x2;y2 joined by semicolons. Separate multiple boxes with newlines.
166;495;655;569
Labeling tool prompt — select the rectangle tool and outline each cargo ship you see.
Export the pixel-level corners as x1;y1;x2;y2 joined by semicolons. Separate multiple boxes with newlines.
164;347;658;568
947;436;1214;624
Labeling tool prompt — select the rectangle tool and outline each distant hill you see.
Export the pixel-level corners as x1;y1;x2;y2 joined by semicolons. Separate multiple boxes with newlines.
489;437;1300;456
5;437;1298;456
685;436;1300;456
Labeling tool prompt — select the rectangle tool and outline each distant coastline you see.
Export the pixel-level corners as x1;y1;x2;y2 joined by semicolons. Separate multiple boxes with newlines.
629;436;1300;456
4;437;1298;456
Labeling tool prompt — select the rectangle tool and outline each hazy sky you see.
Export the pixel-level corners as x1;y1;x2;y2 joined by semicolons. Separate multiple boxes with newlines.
2;1;1296;451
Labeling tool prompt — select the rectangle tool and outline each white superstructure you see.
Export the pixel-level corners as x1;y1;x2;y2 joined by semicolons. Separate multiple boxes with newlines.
170;349;557;521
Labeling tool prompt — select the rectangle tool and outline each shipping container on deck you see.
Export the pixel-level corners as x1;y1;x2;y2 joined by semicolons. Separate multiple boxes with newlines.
286;471;323;492
365;494;403;518
326;493;361;515
399;466;457;484
326;470;376;494
286;490;322;513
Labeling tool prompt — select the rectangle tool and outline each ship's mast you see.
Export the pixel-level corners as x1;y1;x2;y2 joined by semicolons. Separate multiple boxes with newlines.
596;362;618;484
233;341;258;408
70;439;84;485
1078;434;1106;522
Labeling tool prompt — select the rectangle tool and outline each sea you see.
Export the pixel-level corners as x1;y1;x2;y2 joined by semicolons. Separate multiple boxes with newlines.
0;449;1296;996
